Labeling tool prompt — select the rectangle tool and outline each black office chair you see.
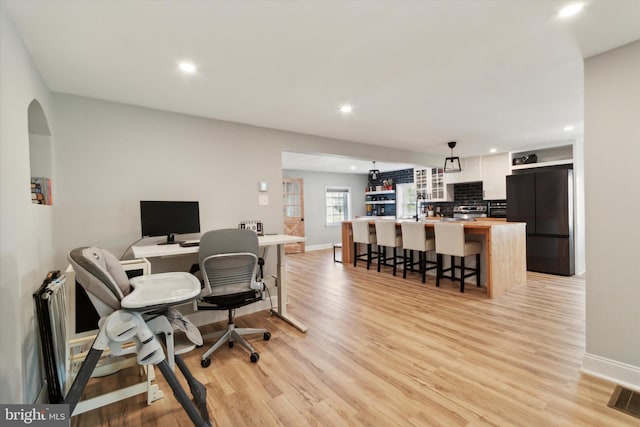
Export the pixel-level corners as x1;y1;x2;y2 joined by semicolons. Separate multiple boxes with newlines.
67;247;210;426
195;229;271;367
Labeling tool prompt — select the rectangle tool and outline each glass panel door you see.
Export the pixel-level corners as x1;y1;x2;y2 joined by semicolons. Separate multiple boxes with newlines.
282;178;305;254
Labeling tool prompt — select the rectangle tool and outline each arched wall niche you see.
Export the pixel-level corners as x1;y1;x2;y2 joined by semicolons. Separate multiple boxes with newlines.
28;99;53;205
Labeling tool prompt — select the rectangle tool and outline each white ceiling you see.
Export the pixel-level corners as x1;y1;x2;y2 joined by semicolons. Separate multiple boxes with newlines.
4;0;640;169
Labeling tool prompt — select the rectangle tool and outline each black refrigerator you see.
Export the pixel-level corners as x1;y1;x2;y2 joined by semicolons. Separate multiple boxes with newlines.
506;168;574;276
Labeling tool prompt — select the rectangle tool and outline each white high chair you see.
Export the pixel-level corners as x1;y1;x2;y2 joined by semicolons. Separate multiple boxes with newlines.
67;246;211;426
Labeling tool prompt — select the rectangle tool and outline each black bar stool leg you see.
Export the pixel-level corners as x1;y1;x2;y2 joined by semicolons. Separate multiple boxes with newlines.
460;256;465;293
403;249;407;279
353;242;358;267
450;255;456;281
392;247;397;276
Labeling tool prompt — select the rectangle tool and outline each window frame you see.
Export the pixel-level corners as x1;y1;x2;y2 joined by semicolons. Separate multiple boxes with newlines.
324;186;351;227
396;182;417;219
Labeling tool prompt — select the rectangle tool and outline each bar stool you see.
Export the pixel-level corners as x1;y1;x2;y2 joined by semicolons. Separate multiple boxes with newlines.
352;220;377;269
333;243;342;263
434;222;481;292
400;221;437;283
375;220;404;276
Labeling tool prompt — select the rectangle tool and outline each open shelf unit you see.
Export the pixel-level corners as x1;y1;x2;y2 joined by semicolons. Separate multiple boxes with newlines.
365;190;395;216
511;144;573;171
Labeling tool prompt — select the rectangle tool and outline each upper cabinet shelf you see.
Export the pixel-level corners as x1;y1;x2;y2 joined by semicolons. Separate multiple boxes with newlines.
365;190;395;195
511;158;573;170
511;145;573;171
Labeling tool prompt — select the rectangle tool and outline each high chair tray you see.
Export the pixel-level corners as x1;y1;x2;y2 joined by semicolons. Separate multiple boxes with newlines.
123;272;200;309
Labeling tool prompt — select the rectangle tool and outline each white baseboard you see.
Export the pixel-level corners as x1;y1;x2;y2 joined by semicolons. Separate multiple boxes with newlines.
581;352;640;392
305;243;334;251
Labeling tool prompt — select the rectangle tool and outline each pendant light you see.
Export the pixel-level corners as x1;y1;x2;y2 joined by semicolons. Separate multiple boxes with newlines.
368;161;380;181
443;141;462;173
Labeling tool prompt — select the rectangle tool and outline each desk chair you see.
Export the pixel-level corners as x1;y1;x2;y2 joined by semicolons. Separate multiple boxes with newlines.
401;221;437;283
196;229;271;367
375;220;404;276
434;222;481;292
352;220;378;269
67;247;210;426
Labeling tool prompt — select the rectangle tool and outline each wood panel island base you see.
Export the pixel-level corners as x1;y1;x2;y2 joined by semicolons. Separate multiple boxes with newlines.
341;220;527;298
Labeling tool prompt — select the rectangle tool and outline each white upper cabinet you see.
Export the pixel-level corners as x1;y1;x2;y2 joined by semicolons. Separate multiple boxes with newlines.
444;156;482;185
481;153;510;200
414;167;452;202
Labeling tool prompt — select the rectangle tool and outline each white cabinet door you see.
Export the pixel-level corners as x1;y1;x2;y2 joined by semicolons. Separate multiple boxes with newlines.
481;153;510;200
415;167;452;201
428;168;452;201
414;168;430;199
444;156;482;184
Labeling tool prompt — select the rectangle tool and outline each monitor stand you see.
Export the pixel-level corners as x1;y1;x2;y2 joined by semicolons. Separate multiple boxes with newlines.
157;234;184;245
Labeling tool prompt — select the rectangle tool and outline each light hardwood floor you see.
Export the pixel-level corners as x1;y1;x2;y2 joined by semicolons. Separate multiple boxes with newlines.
73;249;637;426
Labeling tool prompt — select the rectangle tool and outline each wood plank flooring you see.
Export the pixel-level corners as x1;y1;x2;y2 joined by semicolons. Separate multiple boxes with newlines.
72;249;637;426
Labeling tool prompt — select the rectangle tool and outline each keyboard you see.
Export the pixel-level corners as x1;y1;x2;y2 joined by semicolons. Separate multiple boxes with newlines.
179;241;200;248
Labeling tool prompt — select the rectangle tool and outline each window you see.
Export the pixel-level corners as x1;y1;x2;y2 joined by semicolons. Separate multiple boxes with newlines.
396;182;417;219
325;187;351;226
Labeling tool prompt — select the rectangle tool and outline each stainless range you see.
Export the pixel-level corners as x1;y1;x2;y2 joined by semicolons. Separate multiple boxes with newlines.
453;205;488;220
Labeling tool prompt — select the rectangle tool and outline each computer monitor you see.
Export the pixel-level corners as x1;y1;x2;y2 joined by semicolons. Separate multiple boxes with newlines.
140;200;200;245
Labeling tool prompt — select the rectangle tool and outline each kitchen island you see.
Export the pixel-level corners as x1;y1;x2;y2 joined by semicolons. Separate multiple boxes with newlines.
341;219;526;298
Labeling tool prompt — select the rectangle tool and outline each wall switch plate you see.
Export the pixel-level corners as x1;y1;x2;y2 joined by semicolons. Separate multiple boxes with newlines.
259;181;268;192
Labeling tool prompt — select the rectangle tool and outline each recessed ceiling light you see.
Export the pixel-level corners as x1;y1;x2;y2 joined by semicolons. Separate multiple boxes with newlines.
178;61;197;74
350;165;357;170
339;104;353;114
564;125;575;131
489;148;497;153
558;3;584;18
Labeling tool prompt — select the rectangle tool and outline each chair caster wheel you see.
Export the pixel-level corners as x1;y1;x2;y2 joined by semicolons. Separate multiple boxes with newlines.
201;358;211;368
229;341;234;348
264;332;271;341
250;352;259;363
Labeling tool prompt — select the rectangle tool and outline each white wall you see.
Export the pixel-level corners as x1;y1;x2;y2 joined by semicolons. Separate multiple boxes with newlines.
583;40;640;390
573;139;586;276
283;169;368;248
0;8;56;404
52;94;284;267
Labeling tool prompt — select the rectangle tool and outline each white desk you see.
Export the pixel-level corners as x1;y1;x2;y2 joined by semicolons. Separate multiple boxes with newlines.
132;234;307;332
